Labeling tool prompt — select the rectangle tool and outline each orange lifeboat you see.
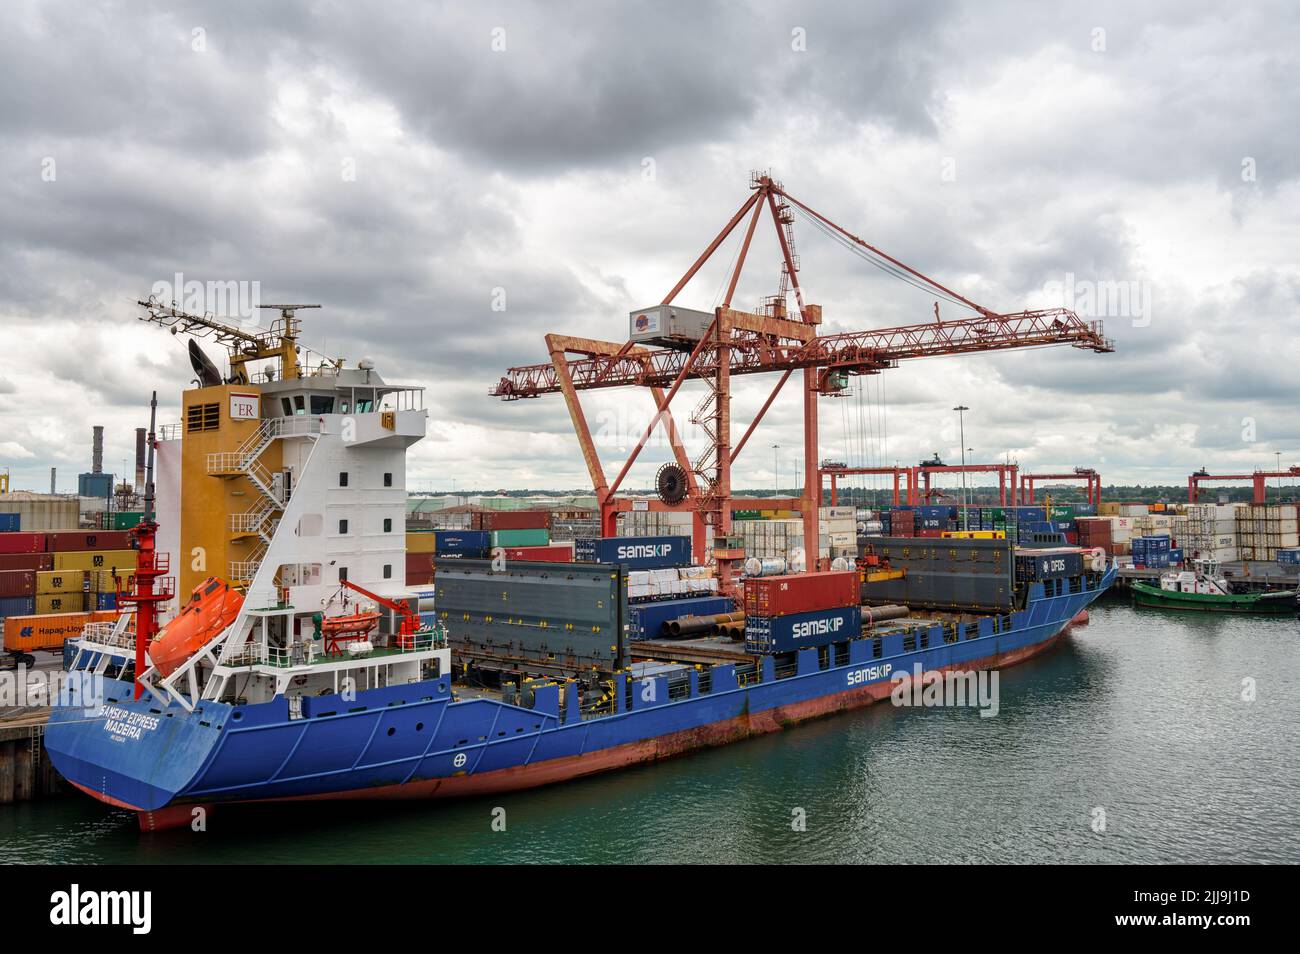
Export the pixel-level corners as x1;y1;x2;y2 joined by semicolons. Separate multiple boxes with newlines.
149;577;244;677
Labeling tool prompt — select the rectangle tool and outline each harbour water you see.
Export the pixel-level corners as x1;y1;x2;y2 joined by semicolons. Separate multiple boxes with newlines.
3;597;1297;864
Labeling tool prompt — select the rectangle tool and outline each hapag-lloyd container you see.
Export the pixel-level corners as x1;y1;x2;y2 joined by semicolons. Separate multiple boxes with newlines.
4;609;118;652
743;570;859;618
745;605;862;654
575;535;692;570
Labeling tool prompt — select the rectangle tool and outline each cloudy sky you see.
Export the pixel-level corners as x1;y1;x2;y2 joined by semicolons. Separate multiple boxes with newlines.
1;0;1297;497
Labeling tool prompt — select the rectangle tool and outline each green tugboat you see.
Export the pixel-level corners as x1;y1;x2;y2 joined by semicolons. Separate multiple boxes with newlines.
1131;559;1297;615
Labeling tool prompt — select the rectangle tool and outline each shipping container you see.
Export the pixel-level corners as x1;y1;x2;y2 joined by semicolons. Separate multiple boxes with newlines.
0;552;52;572
36;569;89;595
745;605;862;654
497;544;575;563
1014;548;1085;582
0;531;45;555
626;595;733;641
36;593;87;615
0;569;36;598
406;531;437;554
486;510;550;531
434;530;491;557
109;511;145;530
4;609;118;652
0;596;35;618
490;528;549;548
0;513;20;532
743;570;859;618
95;592;118;611
574;535;692;570
45;530;135;552
52;549;139;572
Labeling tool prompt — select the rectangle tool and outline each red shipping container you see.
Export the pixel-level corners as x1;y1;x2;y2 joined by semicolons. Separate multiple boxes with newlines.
915;528;945;538
406;552;435;574
0;532;45;555
406;570;435;586
486;510;550;531
0;553;53;572
45;530;134;552
500;544;574;563
744;570;859;618
0;570;36;598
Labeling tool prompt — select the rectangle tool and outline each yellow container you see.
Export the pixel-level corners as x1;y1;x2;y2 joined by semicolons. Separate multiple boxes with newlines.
406;532;437;554
52;549;138;572
35;593;87;615
35;569;88;595
941;530;1005;539
89;569;135;593
4;610;117;652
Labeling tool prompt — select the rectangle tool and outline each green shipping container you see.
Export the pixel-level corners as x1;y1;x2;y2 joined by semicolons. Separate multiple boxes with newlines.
111;511;144;530
490;528;549;548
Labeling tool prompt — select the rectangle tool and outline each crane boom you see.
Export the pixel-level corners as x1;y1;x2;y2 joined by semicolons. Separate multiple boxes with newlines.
492;307;1111;399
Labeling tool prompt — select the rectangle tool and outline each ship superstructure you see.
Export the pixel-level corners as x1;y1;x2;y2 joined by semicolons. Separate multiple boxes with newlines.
68;302;448;718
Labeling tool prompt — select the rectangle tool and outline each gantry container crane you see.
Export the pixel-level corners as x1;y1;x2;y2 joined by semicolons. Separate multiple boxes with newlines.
1187;467;1300;504
1019;467;1102;505
492;173;1114;593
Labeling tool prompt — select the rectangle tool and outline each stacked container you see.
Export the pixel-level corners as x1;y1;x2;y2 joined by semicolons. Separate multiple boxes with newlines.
743;570;861;654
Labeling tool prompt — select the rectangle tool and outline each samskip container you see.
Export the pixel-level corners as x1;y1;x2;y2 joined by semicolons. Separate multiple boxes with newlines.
574;535;692;570
745;604;862;654
743;570;859;618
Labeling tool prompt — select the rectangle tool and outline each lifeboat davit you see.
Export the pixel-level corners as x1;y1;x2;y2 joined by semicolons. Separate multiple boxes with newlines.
149;577;244;677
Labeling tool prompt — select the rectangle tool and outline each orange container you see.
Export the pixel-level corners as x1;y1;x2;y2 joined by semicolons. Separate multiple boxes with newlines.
4;610;117;653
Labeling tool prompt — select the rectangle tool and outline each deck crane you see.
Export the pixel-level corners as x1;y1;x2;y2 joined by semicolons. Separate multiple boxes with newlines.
137;297;339;384
492;173;1114;594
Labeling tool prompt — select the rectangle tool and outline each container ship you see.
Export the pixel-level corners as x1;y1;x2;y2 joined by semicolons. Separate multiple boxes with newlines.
43;299;1115;831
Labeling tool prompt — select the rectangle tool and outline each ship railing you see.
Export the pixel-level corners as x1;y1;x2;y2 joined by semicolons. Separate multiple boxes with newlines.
158;423;183;442
79;621;136;652
276;416;323;438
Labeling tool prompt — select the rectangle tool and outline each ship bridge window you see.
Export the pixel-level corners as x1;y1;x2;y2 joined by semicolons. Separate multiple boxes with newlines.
294;395;306;415
355;398;374;413
310;396;334;415
281;398;293;416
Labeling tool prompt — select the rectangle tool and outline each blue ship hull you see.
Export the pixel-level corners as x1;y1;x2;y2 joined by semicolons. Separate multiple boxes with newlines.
46;570;1114;825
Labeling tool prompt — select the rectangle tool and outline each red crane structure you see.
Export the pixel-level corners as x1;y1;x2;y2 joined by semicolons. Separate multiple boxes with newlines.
1187;467;1300;504
1020;467;1102;506
913;460;1020;507
821;463;914;508
492;173;1114;594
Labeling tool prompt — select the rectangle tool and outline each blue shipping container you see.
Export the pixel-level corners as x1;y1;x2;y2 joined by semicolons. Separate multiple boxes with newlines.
0;595;35;618
574;535;692;570
434;530;490;555
626;595;733;641
1276;548;1300;566
745;604;862;654
0;513;20;532
96;593;117;610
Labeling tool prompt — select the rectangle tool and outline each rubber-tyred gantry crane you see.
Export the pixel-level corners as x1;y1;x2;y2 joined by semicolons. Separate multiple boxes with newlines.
492;173;1114;593
1187;467;1300;504
1020;467;1102;505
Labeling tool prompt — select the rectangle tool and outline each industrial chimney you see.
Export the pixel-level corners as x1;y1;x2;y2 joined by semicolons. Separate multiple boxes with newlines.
49;467;56;495
92;426;104;474
134;428;147;491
